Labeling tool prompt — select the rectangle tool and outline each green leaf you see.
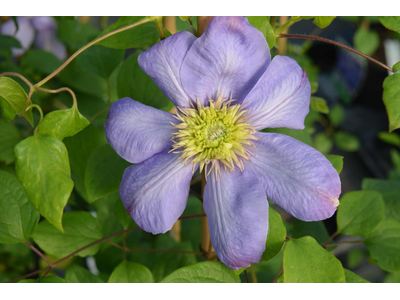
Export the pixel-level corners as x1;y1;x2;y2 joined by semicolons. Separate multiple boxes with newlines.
0;171;39;244
314;133;333;154
379;17;400;33
292;219;329;244
354;29;379;56
32;211;102;258
261;208;286;261
108;261;154;283
19;276;67;283
310;96;329;114
344;269;369;283
21;50;61;75
57;19;99;52
160;261;241;283
393;61;400;73
114;198;135;230
384;271;400;283
64;125;105;201
38;106;90;141
347;248;364;269
362;179;400;222
334;131;360;152
0;34;22;49
247;16;275;49
328;104;345;126
383;72;400;132
302;16;336;28
0;120;21;164
364;219;400;272
37;276;66;283
179;16;193;21
97;17;159;49
283;236;345;283
325;154;344;174
65;264;104;283
14;135;74;232
337;191;385;236
0;76;33;125
152;241;197;282
117;53;173;111
85;144;130;203
58;60;108;98
76;45;124;79
378;131;400;147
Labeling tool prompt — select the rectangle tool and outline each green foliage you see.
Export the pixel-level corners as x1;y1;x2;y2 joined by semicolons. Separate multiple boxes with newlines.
344;269;369;283
364;220;400;272
382;72;400;132
151;236;197;282
337;191;385;236
261;208;286;261
302;16;336;28
283;236;345;283
57;18;99;51
160;261;241;283
38;106;90;141
0;171;39;244
292;219;329;244
108;261;154;283
329;104;345;126
325;154;344;174
393;61;400;73
354;29;379;56
334;131;360;152
32;211;102;258
314;133;333;154
378;132;400;147
64;125;105;201
379;16;400;33
117;53;173;110
362;179;400;221
65;264;104;283
247;16;275;49
0;120;21;164
85;144;130;203
0;76;33;125
97;17;159;49
21;50;61;75
310;96;329;114
14;135;74;232
19;276;67;283
76;45;124;79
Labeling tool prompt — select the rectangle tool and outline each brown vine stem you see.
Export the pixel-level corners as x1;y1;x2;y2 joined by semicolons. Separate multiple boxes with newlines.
278;33;393;73
104;240;204;255
325;239;364;249
35;87;77;108
8;213;206;283
24;241;52;269
323;231;339;248
0;72;33;88
34;16;157;89
244;270;250;283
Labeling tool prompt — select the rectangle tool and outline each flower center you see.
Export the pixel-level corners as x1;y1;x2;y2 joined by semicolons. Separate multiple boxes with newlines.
171;94;258;177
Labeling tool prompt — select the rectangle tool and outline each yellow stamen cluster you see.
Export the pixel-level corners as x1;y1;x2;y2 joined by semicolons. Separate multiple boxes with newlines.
170;94;258;177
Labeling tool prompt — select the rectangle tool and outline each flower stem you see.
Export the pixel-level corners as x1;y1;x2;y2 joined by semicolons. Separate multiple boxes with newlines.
34;16;157;89
277;16;289;55
8;213;206;283
26;104;43;135
278;33;393;72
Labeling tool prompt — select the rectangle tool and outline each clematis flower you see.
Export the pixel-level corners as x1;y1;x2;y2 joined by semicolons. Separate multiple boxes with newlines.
105;16;341;270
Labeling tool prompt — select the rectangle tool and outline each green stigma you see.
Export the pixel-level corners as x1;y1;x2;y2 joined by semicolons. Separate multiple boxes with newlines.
171;94;258;177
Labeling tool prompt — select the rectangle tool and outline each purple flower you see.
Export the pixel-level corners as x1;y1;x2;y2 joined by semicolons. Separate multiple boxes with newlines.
1;16;66;60
105;17;341;270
